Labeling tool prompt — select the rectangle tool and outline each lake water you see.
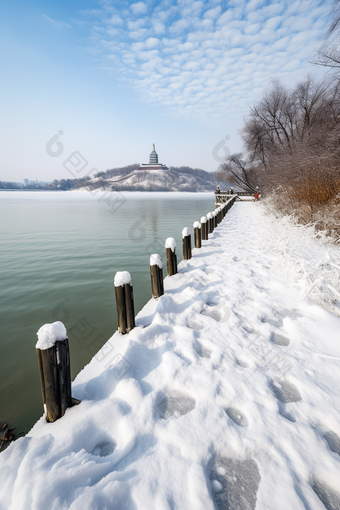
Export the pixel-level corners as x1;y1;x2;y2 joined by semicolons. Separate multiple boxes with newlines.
0;191;214;436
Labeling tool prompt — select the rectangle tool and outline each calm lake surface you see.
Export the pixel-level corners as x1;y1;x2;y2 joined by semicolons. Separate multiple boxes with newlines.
0;191;214;435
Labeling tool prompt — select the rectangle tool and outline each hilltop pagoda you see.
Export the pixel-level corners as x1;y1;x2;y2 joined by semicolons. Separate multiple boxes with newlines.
139;144;168;171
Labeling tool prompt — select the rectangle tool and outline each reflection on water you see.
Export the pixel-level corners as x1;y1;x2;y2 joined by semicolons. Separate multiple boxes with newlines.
0;191;214;435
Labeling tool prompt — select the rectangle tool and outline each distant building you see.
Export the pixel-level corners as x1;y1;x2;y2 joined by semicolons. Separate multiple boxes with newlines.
139;144;168;171
23;179;29;186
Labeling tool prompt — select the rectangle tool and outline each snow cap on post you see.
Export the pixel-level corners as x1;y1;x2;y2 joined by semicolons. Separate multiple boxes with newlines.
165;237;176;252
207;212;213;219
200;216;207;223
193;221;201;229
114;271;131;287
36;321;67;350
182;227;191;239
150;253;163;268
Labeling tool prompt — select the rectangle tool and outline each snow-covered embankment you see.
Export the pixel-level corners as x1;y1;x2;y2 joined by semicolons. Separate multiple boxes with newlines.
1;202;340;510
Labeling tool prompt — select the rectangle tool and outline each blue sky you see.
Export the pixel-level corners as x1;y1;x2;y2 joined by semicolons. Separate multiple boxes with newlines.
0;0;331;181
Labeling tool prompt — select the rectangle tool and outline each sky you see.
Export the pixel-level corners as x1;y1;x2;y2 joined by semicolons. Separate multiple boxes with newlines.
0;0;332;182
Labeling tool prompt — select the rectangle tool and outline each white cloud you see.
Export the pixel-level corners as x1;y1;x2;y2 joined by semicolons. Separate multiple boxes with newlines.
130;2;147;15
82;0;331;125
107;14;124;26
204;6;222;20
153;21;166;34
145;37;160;49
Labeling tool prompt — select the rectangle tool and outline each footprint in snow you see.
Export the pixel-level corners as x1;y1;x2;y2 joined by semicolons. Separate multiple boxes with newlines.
312;479;340;510
277;309;302;320
201;308;223;321
201;301;230;322
278;403;296;422
91;441;116;457
187;318;205;330
196;343;211;358
272;332;290;346
210;457;261;510
205;267;217;274
324;431;340;457
158;391;196;420
225;408;249;427
271;380;302;403
236;358;249;368
261;316;283;328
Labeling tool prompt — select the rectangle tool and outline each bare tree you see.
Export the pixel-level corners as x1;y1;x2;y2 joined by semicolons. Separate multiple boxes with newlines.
217;153;259;192
238;75;340;233
311;0;340;70
242;76;340;193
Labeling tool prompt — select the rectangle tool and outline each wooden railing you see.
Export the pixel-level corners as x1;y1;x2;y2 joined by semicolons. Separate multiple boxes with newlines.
215;191;254;196
215;191;256;203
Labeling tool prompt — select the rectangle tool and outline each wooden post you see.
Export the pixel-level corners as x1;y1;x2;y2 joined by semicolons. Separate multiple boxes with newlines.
124;282;135;333
193;221;201;248
201;216;208;240
114;271;135;334
36;322;75;423
114;284;126;334
165;238;177;276
182;227;192;260
150;254;164;298
214;210;218;228
207;212;213;234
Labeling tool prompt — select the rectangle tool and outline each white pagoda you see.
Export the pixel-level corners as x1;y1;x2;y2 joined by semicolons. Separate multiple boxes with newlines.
139;144;168;171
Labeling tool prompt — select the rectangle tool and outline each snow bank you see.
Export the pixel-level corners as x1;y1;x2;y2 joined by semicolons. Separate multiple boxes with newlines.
150;254;163;269
259;205;340;316
36;321;67;350
165;237;176;252
182;227;191;238
114;271;131;287
193;221;201;229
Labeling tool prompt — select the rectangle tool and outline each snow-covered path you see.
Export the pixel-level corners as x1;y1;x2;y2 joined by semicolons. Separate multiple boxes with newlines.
1;202;340;510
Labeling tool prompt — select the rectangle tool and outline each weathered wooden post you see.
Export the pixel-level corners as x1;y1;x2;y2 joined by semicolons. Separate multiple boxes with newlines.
207;212;214;234
36;321;77;423
182;227;192;260
114;271;135;334
193;221;201;248
150;254;164;298
217;208;221;224
214;210;218;228
201;216;208;240
165;237;177;276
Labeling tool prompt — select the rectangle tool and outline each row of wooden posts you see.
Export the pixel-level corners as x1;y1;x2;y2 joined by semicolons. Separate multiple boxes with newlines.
114;195;236;334
36;196;237;422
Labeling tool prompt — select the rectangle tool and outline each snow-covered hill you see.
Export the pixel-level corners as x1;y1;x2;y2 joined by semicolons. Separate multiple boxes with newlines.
76;167;218;192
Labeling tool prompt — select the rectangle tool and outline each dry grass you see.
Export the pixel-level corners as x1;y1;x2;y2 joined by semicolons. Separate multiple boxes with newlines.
265;181;340;244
